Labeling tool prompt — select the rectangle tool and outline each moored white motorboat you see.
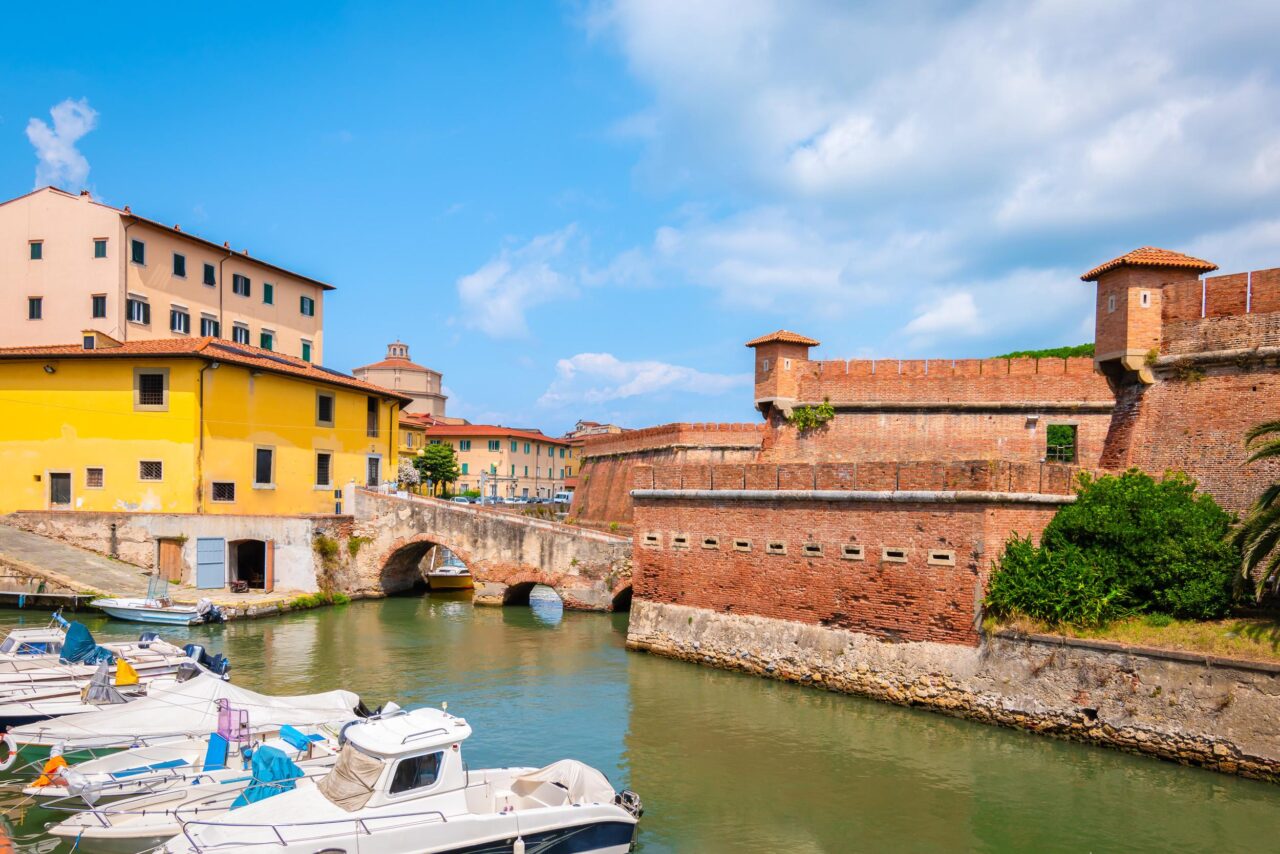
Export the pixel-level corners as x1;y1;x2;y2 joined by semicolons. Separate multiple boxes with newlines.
159;705;641;854
27;719;343;802
93;576;225;625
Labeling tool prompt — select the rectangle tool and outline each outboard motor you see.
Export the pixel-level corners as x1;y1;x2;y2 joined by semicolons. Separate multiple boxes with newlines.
137;631;159;649
183;643;232;679
195;598;225;624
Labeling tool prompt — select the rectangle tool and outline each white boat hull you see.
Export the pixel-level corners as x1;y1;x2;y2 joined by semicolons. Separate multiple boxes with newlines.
93;600;204;625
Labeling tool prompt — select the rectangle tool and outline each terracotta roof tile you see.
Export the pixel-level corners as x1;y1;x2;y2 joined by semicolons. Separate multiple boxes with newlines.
0;337;411;403
1081;247;1218;282
744;329;821;348
422;423;570;445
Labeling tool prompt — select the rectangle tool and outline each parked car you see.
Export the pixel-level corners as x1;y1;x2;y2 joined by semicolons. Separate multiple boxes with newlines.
552;492;573;504
450;496;471;504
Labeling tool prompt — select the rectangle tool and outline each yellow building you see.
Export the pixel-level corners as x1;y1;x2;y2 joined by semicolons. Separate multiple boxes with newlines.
0;334;406;516
422;424;574;499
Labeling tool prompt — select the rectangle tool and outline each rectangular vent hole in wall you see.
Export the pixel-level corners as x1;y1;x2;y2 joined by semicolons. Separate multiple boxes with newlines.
802;542;822;557
841;544;864;561
882;547;908;563
766;541;787;556
642;532;661;548
702;536;720;550
672;534;690;549
928;549;956;566
733;539;752;552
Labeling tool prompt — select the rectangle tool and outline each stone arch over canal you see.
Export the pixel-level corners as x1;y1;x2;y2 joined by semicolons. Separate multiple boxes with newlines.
347;488;633;611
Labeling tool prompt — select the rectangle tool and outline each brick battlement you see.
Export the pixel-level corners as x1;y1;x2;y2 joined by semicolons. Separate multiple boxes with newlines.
1160;267;1280;355
580;422;765;458
630;460;1084;496
789;357;1111;405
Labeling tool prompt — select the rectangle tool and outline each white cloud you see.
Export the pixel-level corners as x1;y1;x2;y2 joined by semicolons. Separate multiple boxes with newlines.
26;98;98;190
539;352;749;407
456;226;579;338
904;293;983;338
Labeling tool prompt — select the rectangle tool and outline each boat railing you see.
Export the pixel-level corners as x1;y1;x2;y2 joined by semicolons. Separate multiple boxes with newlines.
400;727;450;745
180;810;449;851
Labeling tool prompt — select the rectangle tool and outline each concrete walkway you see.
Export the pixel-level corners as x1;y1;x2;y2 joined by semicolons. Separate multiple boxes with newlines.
0;523;315;619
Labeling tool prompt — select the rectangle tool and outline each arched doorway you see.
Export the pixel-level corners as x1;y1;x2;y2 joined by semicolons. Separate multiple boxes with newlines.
610;584;633;612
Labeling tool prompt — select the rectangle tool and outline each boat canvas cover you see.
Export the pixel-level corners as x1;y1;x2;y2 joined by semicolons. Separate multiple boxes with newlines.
59;623;115;665
11;676;359;747
82;661;127;705
316;743;383;812
511;759;616;805
231;745;304;809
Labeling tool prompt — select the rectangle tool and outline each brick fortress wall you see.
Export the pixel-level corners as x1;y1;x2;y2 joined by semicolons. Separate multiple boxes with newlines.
1101;266;1280;512
569;423;764;528
629;462;1072;646
759;356;1115;466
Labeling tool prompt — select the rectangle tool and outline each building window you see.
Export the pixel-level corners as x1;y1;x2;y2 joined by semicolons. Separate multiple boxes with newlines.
134;368;169;411
366;397;380;438
841;544;865;561
29;241;43;260
27;297;42;320
1046;424;1078;463
316;392;335;427
882;547;908;563
565;467;572;477
259;330;274;351
139;460;164;481
315;452;333;487
461;462;469;475
201;315;220;337
300;295;315;316
766;541;787;555
1107;293;1117;313
366;456;381;487
523;442;531;454
263;282;274;305
91;294;107;318
127;298;151;325
488;440;501;452
301;340;312;362
253;447;275;488
172;253;186;277
211;481;236;503
510;440;518;452
510;464;516;477
559;448;565;459
232;274;251;297
94;239;107;258
232;324;249;345
459;440;472;451
85;467;104;489
760;358;770;372
170;307;190;334
523;466;529;477
131;239;146;265
733;539;752;552
928;550;957;566
1140;290;1151;308
203;263;216;286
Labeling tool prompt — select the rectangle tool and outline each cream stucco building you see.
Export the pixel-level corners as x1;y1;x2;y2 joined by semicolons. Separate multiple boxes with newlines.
353;342;448;418
1;186;330;362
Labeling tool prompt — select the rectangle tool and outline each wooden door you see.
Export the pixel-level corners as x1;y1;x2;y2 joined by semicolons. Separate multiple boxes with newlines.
158;538;184;583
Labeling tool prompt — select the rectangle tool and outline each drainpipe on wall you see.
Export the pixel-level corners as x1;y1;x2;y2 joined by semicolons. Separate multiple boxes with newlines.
120;218;137;341
217;247;233;335
196;360;218;511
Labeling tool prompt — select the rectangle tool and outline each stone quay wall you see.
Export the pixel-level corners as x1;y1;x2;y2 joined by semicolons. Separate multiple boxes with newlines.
627;600;1280;782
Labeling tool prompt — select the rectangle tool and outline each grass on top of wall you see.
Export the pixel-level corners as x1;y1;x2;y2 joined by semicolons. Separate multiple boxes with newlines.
989;613;1280;663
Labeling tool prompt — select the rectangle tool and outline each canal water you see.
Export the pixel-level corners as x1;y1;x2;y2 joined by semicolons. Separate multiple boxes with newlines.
0;592;1277;852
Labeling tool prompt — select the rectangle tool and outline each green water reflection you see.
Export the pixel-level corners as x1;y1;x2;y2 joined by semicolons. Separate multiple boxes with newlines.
0;593;1276;853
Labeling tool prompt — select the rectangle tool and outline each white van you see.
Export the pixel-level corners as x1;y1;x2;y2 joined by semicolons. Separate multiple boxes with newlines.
552;491;573;504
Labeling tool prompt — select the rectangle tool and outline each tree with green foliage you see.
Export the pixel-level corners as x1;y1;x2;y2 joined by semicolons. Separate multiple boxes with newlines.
986;469;1239;627
413;443;460;495
1232;421;1280;600
993;343;1094;359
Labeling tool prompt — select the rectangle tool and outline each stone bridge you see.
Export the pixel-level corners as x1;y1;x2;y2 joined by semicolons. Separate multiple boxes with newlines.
342;488;633;611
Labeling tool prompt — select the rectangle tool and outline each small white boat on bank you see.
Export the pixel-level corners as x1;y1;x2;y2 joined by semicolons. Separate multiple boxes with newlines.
425;548;474;591
159;705;642;854
93;576;225;626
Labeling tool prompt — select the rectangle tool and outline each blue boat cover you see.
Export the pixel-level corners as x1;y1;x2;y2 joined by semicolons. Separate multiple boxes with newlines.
203;732;230;772
231;746;303;809
58;622;116;665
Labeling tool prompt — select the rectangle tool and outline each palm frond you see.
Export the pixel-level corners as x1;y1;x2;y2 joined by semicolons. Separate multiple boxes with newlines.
1246;438;1280;466
1244;420;1280;446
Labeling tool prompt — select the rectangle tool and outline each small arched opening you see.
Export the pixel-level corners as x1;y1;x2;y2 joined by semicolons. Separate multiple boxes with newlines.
379;540;437;595
611;584;633;612
228;539;267;590
502;581;540;606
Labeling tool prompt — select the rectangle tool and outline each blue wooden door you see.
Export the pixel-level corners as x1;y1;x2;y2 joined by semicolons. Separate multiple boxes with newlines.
195;538;225;589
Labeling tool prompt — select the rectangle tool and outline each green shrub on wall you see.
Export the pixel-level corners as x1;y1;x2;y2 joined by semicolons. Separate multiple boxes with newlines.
986;469;1239;627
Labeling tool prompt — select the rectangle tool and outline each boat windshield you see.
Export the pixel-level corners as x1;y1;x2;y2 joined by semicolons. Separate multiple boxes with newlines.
389;751;442;794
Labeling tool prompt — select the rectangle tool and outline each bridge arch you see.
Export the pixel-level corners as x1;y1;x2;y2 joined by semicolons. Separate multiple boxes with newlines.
376;535;476;595
610;583;633;612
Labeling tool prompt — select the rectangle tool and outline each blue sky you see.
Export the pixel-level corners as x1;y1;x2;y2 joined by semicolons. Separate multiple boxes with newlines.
6;1;1280;434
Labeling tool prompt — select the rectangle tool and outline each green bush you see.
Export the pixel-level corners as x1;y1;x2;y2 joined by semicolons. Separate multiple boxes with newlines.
986;470;1239;627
